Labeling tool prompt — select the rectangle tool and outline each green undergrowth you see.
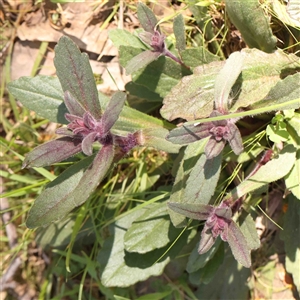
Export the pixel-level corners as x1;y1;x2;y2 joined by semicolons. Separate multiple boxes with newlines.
1;0;300;299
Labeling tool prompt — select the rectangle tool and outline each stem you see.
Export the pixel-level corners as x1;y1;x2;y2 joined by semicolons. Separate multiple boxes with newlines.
164;49;191;70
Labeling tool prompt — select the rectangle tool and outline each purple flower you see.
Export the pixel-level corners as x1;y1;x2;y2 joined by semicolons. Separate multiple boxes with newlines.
22;91;135;168
139;30;166;54
168;201;251;267
167;110;243;159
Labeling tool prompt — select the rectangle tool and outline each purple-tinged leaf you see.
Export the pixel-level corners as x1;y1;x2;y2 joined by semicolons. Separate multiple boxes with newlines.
214;52;244;113
225;122;243;155
215;206;232;219
198;225;216;254
64;90;86;117
55;127;74;136
138;31;153;45
227;221;251;268
26;145;114;228
68;144;114;206
82;132;98;156
125;50;161;75
54;36;102;119
22;137;82;168
205;138;225;159
101;91;126;133
167;202;212;220
137;2;158;34
167;123;212;144
26;154;96;228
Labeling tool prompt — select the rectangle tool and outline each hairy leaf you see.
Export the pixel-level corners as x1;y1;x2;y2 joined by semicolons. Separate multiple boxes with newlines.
26;154;95;228
64;90;85;117
168;202;212;220
250;73;300;111
214;51;244;113
98;209;169;287
224;144;296;202
101;91;126;133
26;145;113;228
137;128;181;153
189;241;224;285
160;61;220;121
225;0;277;52
187;238;222;273
195;247;251;299
124;203;178;253
7;76;68;124
184;153;222;204
167;140;207;227
181;47;219;69
227;221;251;268
125;50;161;75
173;14;186;53
108;28;146;49
22;137;82;168
54;36;102;119
137;2;158;33
237;211;260;250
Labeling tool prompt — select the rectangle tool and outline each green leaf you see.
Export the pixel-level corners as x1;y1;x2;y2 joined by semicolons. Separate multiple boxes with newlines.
26;154;95;228
237;211;260;251
214;51;244;113
161;49;300;121
26;145;114;228
285;149;300;200
160;61;220;121
137;2;158;33
251;73;300;111
125;50;161;75
195;247;251;299
125;81;162;103
230;50;300;111
187;238;222;273
225;0;277;53
108;29;146;49
168;140;207;227
98;209;170;287
132;55;192;97
188;241;224;285
54;36;101;119
7;76;68;124
224;144;296;202
184;153;222;204
124;203;179;253
173;14;186;53
281;194;300;295
138;127;181;153
181;47;219;69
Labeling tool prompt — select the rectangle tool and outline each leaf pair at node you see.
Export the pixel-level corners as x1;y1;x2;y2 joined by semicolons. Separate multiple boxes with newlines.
168;201;252;268
167;52;245;159
125;2;188;75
